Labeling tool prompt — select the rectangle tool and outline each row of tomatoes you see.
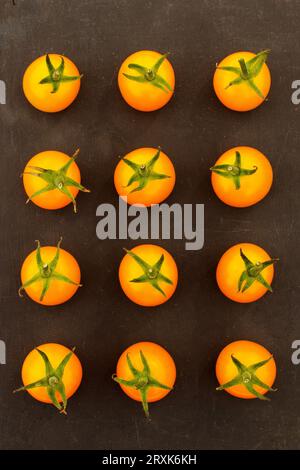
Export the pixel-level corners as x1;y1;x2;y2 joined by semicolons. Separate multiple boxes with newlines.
19;239;277;307
16;340;276;417
23;49;271;113
15;49;277;417
23;144;273;211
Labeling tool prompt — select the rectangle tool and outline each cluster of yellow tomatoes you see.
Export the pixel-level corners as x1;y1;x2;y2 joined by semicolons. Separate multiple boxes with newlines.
15;49;278;417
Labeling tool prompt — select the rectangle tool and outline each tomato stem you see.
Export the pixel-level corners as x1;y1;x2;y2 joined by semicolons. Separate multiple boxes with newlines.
217;49;270;100
210;151;258;190
112;350;172;419
52;70;61;81
124;248;173;297
18;238;82;302
122;147;170;194
39;54;82;94
216;354;277;400
238;248;278;294
238;58;249;79
23;148;90;213
123;52;173;94
13;347;76;414
145;69;155;81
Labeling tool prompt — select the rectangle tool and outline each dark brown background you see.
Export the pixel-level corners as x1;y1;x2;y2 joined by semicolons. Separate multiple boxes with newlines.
0;0;299;450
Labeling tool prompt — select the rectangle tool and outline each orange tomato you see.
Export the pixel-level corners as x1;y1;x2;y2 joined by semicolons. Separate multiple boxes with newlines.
113;341;176;417
216;340;277;400
118;50;175;111
23;149;90;213
16;343;82;413
19;238;81;306
213;50;271;111
216;243;278;303
119;244;178;307
23;54;82;112
211;146;273;207
114;147;176;206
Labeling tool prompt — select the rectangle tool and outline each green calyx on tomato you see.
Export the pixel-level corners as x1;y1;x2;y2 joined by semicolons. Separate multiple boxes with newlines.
123;53;173;94
124;248;173;297
14;347;75;414
216;354;277;400
217;49;270;99
23;148;90;213
122;147;170;193
210;151;258;189
18;238;82;302
112;350;172;419
39;54;83;94
238;248;278;293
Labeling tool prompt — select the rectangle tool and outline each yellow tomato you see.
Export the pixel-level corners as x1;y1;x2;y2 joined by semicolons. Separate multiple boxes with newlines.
119;244;178;307
216;243;278;303
216;340;277;400
118;50;175;111
114;147;176;206
19;239;81;306
213;50;271;111
23;149;89;212
211;146;273;207
113;342;176;418
15;343;82;414
23;54;82;112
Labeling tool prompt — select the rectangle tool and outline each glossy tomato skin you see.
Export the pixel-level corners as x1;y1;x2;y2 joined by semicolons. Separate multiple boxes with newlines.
114;147;176;206
20;246;81;306
119;244;178;307
211;146;273;208
116;342;176;403
23;151;81;210
216;340;276;399
118;50;175;112
216;243;275;303
23;54;81;113
213;51;271;112
21;343;82;403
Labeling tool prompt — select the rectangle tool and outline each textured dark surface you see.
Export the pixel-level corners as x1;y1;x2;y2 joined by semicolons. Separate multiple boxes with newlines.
0;0;300;450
